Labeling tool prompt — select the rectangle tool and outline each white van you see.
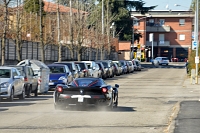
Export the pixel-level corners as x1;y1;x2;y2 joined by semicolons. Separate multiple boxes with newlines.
17;59;50;94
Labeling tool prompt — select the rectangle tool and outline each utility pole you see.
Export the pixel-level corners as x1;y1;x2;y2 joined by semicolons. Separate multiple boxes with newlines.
57;0;61;62
39;0;45;62
195;0;199;84
101;0;104;60
69;0;74;60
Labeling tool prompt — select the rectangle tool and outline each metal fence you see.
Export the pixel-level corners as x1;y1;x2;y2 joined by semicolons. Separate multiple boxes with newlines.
0;39;118;65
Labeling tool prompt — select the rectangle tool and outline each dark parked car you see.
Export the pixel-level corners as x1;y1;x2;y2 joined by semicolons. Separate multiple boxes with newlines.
54;62;79;79
96;62;108;79
97;60;114;78
119;60;128;74
53;77;119;110
74;62;90;77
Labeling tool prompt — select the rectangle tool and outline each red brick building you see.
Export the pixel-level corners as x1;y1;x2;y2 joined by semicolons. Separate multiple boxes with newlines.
131;10;194;61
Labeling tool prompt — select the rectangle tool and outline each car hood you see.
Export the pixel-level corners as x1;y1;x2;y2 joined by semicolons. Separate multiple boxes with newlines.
0;78;12;84
49;73;66;80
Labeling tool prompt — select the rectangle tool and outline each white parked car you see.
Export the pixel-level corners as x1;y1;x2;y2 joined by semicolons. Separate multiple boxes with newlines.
153;57;169;65
0;66;25;101
82;61;99;77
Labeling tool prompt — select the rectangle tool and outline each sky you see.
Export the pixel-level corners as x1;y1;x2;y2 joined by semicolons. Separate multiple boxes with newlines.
143;0;193;11
45;0;192;11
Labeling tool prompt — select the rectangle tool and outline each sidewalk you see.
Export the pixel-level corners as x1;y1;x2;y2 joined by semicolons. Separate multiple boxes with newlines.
173;76;200;133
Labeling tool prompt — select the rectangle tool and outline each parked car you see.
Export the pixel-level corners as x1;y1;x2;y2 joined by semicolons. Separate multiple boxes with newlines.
127;61;134;73
10;65;38;97
112;62;121;76
48;64;73;90
54;62;79;79
112;61;123;75
74;62;90;77
81;61;99;77
75;64;85;78
119;60;128;74
98;60;114;78
96;62;108;79
153;57;169;65
132;59;138;71
134;59;142;71
0;66;25;101
17;59;50;94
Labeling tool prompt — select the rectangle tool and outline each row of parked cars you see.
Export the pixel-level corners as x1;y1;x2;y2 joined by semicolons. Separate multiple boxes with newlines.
47;59;142;90
0;59;142;101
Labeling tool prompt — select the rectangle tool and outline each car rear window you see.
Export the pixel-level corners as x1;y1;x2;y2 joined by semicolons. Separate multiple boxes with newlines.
70;79;102;87
162;57;168;60
49;66;66;73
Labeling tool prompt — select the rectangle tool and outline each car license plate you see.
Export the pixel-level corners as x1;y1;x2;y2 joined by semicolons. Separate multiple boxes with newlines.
78;97;84;102
49;82;54;85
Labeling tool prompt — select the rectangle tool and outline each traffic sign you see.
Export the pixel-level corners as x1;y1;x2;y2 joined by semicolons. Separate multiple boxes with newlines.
192;41;197;50
195;56;199;63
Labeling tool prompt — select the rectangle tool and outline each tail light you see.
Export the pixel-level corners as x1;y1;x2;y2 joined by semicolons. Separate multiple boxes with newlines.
83;69;88;72
102;87;108;93
24;77;28;81
56;86;63;93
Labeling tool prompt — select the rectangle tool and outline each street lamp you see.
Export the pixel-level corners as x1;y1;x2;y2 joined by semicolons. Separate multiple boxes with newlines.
131;15;151;61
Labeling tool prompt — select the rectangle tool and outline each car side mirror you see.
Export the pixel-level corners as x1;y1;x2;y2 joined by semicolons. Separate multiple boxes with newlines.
14;76;20;79
115;84;119;88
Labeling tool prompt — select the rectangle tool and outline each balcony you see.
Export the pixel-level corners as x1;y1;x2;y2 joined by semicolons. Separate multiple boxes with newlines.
146;41;170;47
146;23;170;32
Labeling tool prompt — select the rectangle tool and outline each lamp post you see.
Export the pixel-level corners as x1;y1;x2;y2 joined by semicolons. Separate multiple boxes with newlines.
131;15;151;61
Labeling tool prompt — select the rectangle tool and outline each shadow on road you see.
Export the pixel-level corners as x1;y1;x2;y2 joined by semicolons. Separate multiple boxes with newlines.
57;106;136;112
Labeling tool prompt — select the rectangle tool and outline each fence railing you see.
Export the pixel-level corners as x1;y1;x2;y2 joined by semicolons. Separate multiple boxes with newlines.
0;39;118;65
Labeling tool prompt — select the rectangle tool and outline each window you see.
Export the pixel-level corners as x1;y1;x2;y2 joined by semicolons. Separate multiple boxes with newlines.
159;19;165;26
179;19;185;26
179;34;185;40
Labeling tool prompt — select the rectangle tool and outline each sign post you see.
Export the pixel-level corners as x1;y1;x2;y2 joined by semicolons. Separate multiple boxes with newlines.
149;33;154;59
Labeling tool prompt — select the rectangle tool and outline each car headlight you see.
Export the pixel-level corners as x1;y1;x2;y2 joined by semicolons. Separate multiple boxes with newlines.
58;76;67;81
1;82;9;88
105;68;108;71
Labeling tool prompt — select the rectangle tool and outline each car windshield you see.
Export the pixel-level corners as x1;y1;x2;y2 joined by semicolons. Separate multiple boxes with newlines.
75;63;85;70
120;61;125;66
0;69;11;78
49;66;65;73
102;62;108;68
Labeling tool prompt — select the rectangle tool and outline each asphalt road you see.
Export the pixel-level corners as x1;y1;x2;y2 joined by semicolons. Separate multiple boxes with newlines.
0;63;199;133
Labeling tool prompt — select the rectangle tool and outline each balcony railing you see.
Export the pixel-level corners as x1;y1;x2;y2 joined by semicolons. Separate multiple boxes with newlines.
146;22;170;32
146;41;170;47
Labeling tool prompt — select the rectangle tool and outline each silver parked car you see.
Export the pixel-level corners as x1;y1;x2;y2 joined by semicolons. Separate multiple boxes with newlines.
0;67;25;101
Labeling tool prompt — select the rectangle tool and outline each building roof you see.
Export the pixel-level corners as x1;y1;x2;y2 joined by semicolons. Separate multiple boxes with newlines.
43;1;86;14
119;41;131;51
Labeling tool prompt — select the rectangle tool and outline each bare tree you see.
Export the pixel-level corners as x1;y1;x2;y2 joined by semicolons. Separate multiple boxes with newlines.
1;0;11;65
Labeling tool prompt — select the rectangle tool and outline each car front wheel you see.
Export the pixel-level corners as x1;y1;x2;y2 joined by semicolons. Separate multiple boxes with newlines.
19;87;25;100
9;88;14;102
